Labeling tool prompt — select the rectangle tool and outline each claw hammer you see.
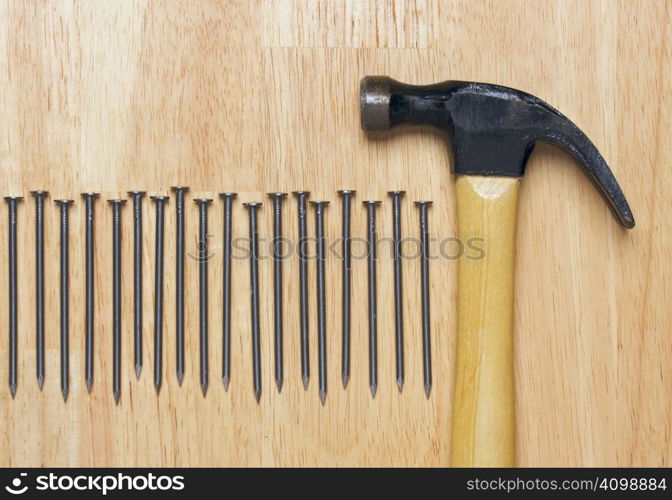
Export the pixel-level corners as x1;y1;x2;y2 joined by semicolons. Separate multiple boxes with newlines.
359;77;634;466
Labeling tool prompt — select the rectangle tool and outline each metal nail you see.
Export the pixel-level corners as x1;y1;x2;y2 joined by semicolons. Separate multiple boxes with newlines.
415;201;433;398
128;191;146;379
363;201;381;398
30;190;48;390
5;196;22;397
151;196;169;393
219;193;236;391
194;198;213;396
54;199;74;401
292;191;310;390
108;199;126;404
268;193;287;392
82;193;99;393
311;201;329;404
388;191;406;391
171;186;189;386
337;190;355;388
243;202;262;403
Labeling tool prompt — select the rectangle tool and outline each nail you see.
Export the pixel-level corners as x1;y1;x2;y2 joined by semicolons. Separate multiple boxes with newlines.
243;202;262;403
363;201;381;398
292;191;310;390
219;193;237;390
268;193;287;392
54;199;74;401
415;201;433;398
194;198;213;396
108;199;127;404
128;191;146;379
388;191;406;392
171;186;189;386
82;193;100;393
337;190;355;388
311;201;329;404
151;196;169;393
31;190;48;390
5;196;22;398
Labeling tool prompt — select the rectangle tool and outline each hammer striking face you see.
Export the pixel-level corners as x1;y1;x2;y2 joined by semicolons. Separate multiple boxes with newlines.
360;76;634;467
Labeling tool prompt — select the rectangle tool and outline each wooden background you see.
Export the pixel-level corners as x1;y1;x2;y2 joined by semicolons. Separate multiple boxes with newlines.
0;0;670;467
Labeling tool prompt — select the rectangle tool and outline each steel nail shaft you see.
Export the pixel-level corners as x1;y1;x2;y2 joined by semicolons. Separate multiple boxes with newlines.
311;201;329;404
388;191;406;391
292;191;310;390
171;186;189;386
128;191;146;379
337;190;355;388
82;193;99;393
364;201;381;398
195;198;213;396
55;199;74;401
151;196;169;393
108;199;126;404
244;202;262;403
415;201;433;398
5;196;22;398
268;193;287;392
31;190;48;390
219;193;236;390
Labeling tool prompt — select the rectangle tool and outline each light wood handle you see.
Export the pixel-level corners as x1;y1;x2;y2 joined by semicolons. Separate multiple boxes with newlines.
451;175;520;467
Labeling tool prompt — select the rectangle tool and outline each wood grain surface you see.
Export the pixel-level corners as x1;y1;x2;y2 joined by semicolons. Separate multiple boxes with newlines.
0;0;670;467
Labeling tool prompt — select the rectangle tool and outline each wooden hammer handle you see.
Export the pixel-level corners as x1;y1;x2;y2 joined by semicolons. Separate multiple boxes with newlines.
451;175;520;467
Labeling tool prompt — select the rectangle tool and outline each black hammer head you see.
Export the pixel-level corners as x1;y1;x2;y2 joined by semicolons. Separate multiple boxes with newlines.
360;76;634;228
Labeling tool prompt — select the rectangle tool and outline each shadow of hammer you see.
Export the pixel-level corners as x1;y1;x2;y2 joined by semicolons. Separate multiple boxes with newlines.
359;76;635;467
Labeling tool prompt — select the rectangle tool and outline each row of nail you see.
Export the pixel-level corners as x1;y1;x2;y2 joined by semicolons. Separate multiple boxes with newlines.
4;189;433;404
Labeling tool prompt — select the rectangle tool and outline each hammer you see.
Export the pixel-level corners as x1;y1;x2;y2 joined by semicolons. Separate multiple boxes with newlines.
359;76;634;467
